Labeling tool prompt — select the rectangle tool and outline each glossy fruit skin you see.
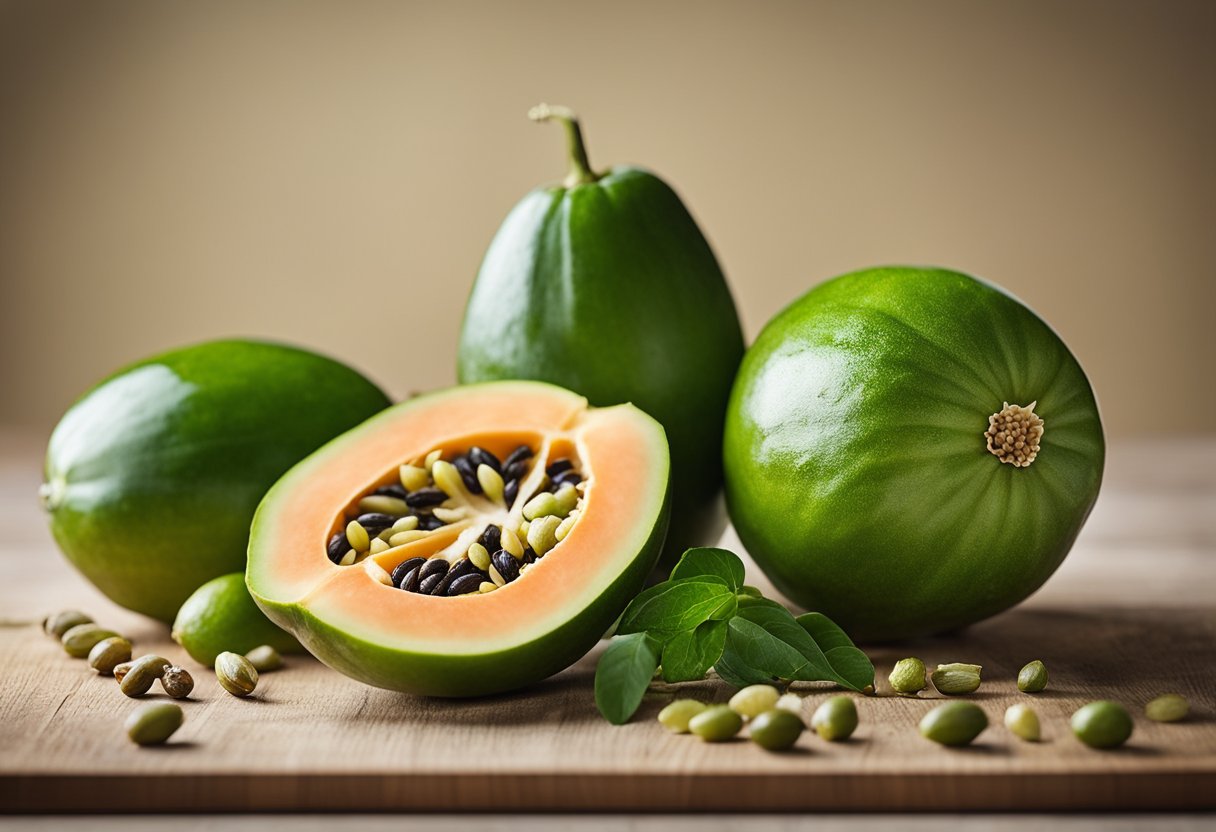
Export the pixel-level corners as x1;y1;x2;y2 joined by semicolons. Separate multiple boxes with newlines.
458;167;744;558
172;572;302;666
43;340;390;622
724;267;1104;641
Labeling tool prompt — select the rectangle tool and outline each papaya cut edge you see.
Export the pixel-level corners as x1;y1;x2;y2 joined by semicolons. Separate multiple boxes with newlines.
246;380;670;659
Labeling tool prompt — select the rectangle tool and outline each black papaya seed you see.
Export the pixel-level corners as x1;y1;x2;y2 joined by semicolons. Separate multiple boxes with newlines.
432;558;477;595
468;446;502;474
405;487;447;508
355;513;397;534
546;458;573;477
374;483;409;500
504;461;527;482
503;445;533;469
418;573;444;595
391;557;427;588
552;471;582;488
503;479;519;507
453;456;483;494
401;566;422;593
419;558;449;581
522;549;537;565
326;532;348;563
447;574;484;596
478;524;501;553
492;550;521;583
417;515;445;531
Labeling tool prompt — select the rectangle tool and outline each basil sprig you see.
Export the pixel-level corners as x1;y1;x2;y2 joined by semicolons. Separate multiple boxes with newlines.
594;547;874;724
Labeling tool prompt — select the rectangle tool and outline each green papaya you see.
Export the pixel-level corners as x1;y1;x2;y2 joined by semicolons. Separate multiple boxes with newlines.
458;105;743;560
724;267;1105;641
42;339;391;622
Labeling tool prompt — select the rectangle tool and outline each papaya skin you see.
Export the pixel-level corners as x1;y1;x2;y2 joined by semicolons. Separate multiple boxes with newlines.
42;339;391;622
724;267;1105;641
458;106;743;561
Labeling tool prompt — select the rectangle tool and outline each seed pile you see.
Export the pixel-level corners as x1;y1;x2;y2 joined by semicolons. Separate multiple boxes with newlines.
325;444;586;597
985;401;1044;468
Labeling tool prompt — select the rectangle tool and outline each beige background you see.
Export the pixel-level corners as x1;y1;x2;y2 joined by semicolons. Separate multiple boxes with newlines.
1;0;1212;434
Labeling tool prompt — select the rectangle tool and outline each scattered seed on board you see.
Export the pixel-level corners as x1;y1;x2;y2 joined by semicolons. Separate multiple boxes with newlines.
160;666;195;699
215;651;259;697
245;645;283;672
88;637;133;675
44;610;92;638
126;702;184;746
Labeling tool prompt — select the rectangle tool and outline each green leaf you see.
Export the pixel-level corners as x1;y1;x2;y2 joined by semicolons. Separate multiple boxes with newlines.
712;603;874;692
616;576;734;637
594;632;661;725
669;547;746;591
660;619;728;683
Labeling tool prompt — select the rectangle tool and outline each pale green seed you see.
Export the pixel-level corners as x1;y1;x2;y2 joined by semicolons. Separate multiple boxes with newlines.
399;463;429;492
338;548;357;566
391;515;420;533
889;657;927;694
555;514;577;542
120;655;171;697
522;492;560;520
126;702;184;746
931;662;982;695
215;651;259;697
44;610;92;638
477;464;505;505
527;515;562;556
920;701;988;746
346;520;370;552
245;645;283;672
1004;703;1041;741
501;526;524;559
424;449;442;472
478;581;497;593
1017;660;1049;693
1071;700;1133;748
810;695;859;741
432;506;467;523
488;564;506;587
389;529;430;547
553;483;578;516
432;460;468;500
1145;693;1189;723
468;542;491;571
518;519;530;540
357;495;410;516
749;708;804;751
369;538;389;555
729;684;781;718
159;666;195;699
62;624;120;658
688;705;743;742
87;636;132;675
658;699;707;733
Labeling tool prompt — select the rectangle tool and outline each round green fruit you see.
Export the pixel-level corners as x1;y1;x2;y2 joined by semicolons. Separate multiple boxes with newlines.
457;105;743;560
43;339;390;621
173;572;303;666
724;267;1104;640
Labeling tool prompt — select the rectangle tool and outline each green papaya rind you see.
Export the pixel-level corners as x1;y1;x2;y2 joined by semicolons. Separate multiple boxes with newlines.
724;267;1105;641
43;339;391;622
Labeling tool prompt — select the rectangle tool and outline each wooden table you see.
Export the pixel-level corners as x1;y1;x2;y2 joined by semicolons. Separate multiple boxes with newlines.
1;429;1213;813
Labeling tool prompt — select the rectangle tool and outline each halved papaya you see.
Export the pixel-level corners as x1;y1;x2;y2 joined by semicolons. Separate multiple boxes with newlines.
246;381;670;697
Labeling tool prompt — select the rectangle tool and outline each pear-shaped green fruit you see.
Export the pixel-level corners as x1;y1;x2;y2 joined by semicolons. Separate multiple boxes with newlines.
458;105;743;561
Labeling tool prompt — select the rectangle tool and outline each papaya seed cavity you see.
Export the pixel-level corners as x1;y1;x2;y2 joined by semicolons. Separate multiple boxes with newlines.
985;401;1044;468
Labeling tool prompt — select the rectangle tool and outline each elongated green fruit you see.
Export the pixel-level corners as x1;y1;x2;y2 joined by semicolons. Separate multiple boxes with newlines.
458;105;743;561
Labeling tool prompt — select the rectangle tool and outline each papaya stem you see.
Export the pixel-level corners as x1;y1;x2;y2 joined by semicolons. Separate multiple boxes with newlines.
528;103;601;187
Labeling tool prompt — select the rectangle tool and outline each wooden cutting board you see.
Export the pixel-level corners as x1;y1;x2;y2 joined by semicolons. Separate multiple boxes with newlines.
1;430;1213;813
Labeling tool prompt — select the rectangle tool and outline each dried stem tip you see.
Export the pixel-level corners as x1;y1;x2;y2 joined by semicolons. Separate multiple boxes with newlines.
985;401;1044;468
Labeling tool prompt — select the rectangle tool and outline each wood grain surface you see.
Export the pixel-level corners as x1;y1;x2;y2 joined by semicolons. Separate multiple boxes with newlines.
1;429;1213;813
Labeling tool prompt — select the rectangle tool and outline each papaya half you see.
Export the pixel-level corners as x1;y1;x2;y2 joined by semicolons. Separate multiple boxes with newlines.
724;267;1105;641
457;105;743;562
246;380;670;697
42;339;391;622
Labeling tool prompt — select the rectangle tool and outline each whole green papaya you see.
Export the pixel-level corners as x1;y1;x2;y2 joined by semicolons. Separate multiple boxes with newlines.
42;339;391;621
458;105;744;559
